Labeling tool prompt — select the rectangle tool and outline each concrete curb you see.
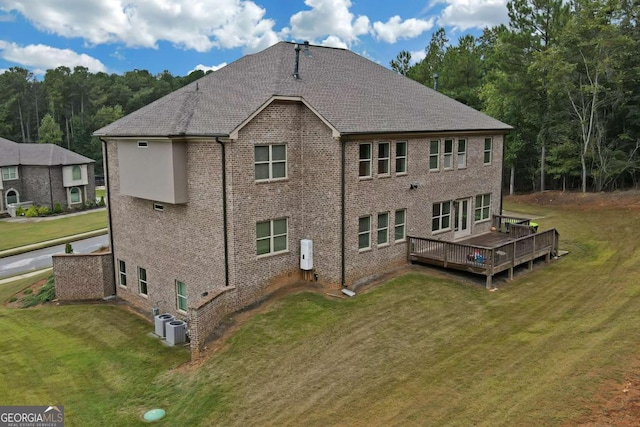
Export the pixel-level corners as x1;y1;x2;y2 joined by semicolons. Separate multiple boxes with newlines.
0;228;109;259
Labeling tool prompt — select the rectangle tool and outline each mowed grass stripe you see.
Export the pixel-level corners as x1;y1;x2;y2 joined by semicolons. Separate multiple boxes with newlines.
0;210;107;251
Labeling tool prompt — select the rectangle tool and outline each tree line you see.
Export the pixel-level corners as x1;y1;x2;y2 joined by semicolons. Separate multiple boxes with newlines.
0;66;207;174
393;0;640;193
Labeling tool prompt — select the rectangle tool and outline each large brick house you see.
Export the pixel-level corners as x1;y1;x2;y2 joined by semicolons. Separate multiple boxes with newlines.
0;137;95;214
94;41;511;352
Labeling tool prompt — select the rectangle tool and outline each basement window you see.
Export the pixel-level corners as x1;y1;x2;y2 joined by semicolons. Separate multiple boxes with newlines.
153;202;164;211
137;141;149;148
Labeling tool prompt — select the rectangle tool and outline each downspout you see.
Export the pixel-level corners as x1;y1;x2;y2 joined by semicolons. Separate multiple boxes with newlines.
341;137;346;287
500;134;506;215
100;138;117;292
215;138;230;287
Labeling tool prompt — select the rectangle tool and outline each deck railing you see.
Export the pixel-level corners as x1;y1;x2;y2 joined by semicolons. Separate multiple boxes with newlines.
492;214;530;232
408;228;559;288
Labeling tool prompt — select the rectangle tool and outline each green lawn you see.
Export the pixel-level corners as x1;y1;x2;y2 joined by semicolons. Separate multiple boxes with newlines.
95;188;106;199
0;211;107;251
1;194;639;425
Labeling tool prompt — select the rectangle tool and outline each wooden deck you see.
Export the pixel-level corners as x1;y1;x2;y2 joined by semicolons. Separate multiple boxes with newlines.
407;215;560;289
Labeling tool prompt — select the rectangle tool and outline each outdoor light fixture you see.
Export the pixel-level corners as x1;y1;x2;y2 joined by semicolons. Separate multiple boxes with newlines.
410;183;419;190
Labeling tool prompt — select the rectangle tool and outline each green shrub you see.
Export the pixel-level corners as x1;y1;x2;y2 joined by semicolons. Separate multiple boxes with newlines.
98;196;106;207
21;277;55;308
8;296;17;303
25;206;39;217
53;203;63;214
23;288;33;295
37;206;50;216
85;200;96;209
15;206;25;216
65;243;73;254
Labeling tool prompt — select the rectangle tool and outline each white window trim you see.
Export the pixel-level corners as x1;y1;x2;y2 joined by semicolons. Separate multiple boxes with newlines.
377;212;389;247
395;209;406;243
395;141;407;175
475;194;492;222
458;139;467;168
429;140;440;171
358;215;371;251
359;143;372;179
2;166;18;181
377;142;390;177
138;267;148;297
443;139;454;170
118;259;127;288
5;188;19;205
484;137;493;165
255;144;287;182
432;201;452;233
176;280;187;313
256;218;289;257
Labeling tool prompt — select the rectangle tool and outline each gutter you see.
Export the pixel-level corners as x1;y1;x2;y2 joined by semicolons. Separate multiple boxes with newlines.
215;137;230;287
341;137;346;287
100;138;117;290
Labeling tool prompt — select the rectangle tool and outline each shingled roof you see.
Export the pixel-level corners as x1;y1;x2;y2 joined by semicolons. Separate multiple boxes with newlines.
94;41;511;138
0;137;94;167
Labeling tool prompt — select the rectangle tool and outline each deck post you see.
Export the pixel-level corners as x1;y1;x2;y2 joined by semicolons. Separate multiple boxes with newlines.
486;273;492;289
406;237;412;262
443;242;448;268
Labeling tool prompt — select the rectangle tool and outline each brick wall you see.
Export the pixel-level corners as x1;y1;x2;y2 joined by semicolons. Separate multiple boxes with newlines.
53;252;115;300
104;100;506;358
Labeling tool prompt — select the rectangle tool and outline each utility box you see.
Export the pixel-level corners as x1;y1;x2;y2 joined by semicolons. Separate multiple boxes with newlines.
300;239;313;270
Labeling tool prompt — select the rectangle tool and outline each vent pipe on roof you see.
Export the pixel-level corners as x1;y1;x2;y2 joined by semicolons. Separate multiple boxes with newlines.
433;73;439;91
293;44;301;79
303;40;311;57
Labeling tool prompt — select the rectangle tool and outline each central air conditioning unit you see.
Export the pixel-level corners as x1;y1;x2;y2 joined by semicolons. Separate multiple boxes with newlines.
154;313;174;338
166;320;187;345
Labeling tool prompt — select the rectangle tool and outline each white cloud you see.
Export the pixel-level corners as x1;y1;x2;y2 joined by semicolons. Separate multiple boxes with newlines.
436;0;509;31
0;40;107;73
287;0;370;48
189;63;227;74
372;16;434;44
410;49;426;64
320;36;348;49
0;0;281;53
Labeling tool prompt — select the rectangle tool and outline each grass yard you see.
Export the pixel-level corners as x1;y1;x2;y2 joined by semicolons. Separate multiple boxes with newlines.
0;210;107;251
1;191;640;425
95;188;106;199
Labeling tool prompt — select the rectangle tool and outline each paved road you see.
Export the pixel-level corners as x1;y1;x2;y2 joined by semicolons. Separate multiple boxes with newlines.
0;235;109;278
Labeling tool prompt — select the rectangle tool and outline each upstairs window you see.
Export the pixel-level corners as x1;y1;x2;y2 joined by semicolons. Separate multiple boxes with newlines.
395;141;407;174
443;139;453;169
432;201;452;232
72;165;82;180
2;167;18;181
256;218;288;256
484;137;492;165
359;143;372;177
378;142;390;176
429;140;439;171
255;144;287;181
458;139;467;168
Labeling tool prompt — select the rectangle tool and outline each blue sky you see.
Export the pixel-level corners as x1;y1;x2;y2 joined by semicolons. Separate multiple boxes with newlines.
0;0;510;77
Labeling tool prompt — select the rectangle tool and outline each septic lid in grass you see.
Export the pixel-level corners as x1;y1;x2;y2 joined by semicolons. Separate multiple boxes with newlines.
143;408;166;422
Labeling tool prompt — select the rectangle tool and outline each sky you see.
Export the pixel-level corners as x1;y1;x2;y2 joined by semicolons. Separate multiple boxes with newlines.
0;0;510;78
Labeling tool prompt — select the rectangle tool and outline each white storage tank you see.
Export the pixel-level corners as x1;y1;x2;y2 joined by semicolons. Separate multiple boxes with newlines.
300;239;313;270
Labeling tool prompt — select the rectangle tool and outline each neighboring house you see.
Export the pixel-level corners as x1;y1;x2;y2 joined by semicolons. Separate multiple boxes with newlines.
0;137;95;213
92;41;511;353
